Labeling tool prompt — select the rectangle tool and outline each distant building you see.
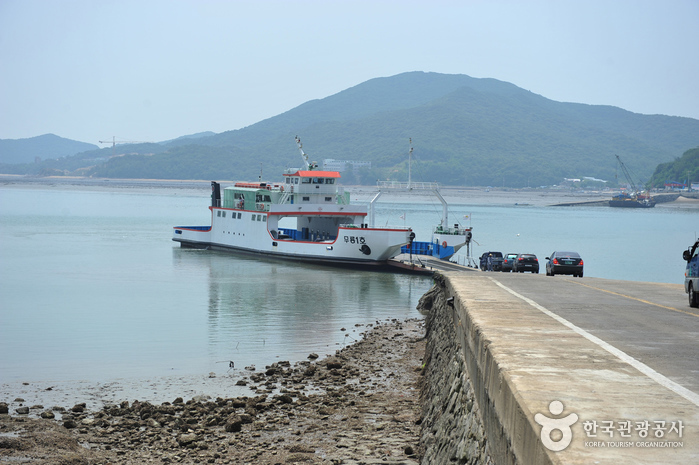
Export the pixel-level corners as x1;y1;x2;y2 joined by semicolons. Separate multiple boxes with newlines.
665;181;686;190
323;159;371;172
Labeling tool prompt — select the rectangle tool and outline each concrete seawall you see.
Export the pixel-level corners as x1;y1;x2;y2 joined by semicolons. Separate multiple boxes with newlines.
418;273;699;464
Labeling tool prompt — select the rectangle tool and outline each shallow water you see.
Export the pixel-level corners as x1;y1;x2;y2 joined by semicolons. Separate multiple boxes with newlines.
0;183;696;390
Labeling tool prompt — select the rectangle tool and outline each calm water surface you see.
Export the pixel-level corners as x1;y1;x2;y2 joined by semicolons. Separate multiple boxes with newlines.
0;184;696;386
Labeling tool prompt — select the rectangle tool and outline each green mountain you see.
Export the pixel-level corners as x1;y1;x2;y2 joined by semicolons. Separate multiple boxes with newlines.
3;72;699;186
649;147;699;188
0;134;98;164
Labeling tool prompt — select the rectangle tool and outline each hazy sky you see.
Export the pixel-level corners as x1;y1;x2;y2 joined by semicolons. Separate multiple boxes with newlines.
1;0;697;145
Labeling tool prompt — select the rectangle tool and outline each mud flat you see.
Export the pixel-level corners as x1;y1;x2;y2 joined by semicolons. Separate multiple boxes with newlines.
0;319;425;465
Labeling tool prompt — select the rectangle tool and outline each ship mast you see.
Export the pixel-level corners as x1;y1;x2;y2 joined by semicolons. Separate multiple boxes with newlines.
295;136;318;170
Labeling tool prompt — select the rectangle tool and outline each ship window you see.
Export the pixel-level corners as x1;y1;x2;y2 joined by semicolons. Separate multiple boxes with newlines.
251;214;256;221
222;211;226;217
237;212;242;219
217;211;221;217
325;197;332;202
313;178;324;184
294;178;299;184
301;178;311;184
285;178;290;184
262;215;267;221
303;196;310;201
326;179;334;184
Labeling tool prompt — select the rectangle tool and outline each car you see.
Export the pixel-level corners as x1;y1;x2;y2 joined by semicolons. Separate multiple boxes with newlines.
479;251;503;271
501;253;519;272
512;254;539;273
684;240;699;307
545;251;583;277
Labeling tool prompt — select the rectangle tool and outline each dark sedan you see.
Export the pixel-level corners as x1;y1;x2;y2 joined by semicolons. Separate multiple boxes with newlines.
545;251;584;277
501;253;519;272
512;254;539;273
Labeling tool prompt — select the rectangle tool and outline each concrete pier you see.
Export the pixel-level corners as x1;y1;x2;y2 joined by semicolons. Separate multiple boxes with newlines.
419;272;699;464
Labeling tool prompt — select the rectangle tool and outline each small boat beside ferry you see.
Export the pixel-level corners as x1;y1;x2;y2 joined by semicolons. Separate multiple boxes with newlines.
173;137;413;267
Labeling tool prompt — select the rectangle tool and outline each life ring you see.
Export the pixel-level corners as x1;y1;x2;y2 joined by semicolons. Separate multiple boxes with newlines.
442;241;447;248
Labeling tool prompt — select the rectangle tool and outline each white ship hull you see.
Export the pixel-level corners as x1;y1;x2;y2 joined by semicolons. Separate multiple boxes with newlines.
174;207;410;266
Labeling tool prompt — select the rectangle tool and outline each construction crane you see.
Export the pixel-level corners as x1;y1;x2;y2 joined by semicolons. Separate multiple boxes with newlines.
99;136;153;157
614;154;641;194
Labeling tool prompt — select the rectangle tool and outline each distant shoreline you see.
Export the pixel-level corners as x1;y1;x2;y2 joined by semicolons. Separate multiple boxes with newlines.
1;174;697;207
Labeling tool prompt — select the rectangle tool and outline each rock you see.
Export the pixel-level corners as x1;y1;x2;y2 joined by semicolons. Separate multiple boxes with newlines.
0;402;8;414
308;353;319;360
15;406;29;415
63;419;77;429
325;358;343;369
71;403;86;413
40;410;55;419
288;444;316;453
274;394;293;404
0;436;28;450
177;433;198;445
224;414;243;432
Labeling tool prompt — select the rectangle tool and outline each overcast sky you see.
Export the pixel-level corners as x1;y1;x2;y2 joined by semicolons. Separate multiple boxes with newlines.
1;0;697;145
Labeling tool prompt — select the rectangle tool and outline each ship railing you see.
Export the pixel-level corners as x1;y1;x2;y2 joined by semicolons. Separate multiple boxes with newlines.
377;180;440;191
434;226;471;235
341;223;411;230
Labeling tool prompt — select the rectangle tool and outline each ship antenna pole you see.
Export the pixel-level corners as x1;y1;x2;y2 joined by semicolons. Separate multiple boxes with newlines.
408;138;413;190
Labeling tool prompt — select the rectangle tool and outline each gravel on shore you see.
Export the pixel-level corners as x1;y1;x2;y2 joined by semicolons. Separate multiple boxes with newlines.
0;318;426;465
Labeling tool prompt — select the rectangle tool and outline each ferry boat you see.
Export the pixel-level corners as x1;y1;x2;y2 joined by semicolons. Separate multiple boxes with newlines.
172;137;413;267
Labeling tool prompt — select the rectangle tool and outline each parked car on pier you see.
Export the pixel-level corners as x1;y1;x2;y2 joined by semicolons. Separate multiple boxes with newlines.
684;240;699;307
501;253;519;272
545;251;583;277
512;254;539;273
479;251;503;271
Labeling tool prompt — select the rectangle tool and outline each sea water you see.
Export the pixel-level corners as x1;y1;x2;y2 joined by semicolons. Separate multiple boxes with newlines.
0;184;696;386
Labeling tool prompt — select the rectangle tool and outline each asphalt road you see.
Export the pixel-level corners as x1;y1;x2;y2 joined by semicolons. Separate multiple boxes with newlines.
483;272;699;397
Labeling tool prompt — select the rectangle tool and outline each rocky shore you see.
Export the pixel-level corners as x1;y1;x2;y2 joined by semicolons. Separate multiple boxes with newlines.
0;318;425;465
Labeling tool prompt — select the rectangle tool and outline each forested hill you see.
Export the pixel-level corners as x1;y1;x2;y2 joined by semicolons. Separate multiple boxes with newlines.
0;134;98;164
649;147;699;188
3;72;699;187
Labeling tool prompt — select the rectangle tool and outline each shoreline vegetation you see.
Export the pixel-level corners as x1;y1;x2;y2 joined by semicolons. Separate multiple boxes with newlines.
1;319;426;464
